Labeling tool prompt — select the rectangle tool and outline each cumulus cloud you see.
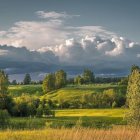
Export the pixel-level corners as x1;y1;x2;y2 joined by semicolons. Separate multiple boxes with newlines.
0;11;140;75
0;45;59;64
38;36;140;72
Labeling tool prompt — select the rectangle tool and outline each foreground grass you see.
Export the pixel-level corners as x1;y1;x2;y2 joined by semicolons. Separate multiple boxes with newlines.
0;127;139;140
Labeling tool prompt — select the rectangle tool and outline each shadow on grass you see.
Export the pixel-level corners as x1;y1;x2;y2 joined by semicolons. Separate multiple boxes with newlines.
46;116;126;129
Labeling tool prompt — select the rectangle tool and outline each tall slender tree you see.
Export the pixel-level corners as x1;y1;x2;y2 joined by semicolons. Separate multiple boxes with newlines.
126;66;140;126
42;73;55;93
83;69;95;84
23;73;31;85
55;70;67;89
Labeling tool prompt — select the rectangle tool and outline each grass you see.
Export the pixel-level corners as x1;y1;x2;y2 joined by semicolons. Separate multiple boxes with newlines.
43;84;126;102
8;85;42;96
8;84;126;100
0;127;139;140
7;84;127;129
9;109;126;129
55;109;124;117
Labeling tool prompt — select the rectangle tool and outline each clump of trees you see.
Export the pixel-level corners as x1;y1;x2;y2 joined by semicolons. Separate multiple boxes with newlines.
0;110;10;129
43;70;67;93
13;95;55;117
0;70;55;128
118;77;128;85
74;69;95;85
56;88;126;109
23;73;31;85
126;65;140;126
0;70;11;128
95;77;122;84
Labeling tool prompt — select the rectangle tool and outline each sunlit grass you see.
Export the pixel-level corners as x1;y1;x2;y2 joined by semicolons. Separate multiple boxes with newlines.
55;109;125;117
0;127;139;140
9;109;126;129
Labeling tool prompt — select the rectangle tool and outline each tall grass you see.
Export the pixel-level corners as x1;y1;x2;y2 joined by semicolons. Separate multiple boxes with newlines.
0;127;139;140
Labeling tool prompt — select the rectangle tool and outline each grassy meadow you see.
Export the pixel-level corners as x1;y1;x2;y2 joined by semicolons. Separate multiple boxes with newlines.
9;109;126;129
8;84;126;101
6;84;127;129
1;84;129;139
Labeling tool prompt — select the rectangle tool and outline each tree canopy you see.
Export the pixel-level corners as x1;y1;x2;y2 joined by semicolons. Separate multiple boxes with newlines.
126;66;140;126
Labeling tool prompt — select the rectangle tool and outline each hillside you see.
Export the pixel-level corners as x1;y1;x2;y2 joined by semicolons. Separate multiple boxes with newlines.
42;84;127;103
9;84;127;103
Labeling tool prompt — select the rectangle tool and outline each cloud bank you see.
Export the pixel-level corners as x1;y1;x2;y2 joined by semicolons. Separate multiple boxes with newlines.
0;11;140;75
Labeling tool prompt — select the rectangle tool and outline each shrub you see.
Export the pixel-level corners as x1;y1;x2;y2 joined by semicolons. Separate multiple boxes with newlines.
0;110;10;129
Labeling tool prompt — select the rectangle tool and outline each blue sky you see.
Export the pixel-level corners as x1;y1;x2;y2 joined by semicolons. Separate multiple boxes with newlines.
0;0;140;42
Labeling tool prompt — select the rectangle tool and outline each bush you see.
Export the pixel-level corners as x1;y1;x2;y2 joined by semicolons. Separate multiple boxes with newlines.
0;110;10;129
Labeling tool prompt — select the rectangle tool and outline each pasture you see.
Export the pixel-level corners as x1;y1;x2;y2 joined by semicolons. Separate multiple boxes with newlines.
9;109;126;129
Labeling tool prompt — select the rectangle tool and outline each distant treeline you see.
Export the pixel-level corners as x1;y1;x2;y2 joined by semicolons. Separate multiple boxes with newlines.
10;71;126;86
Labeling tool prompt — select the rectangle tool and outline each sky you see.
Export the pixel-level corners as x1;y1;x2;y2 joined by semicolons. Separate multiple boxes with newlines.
0;0;140;42
0;0;140;77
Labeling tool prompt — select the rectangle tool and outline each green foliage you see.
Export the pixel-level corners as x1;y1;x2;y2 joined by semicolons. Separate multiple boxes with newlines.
0;94;14;115
126;66;140;126
9;109;125;129
23;73;31;85
36;105;43;117
95;77;122;84
0;70;9;95
131;64;140;73
74;75;84;85
0;110;10;129
0;70;14;115
74;69;95;85
9;85;42;97
83;69;95;84
42;70;67;93
44;84;126;109
118;77;128;85
42;73;55;93
55;70;67;89
112;101;117;108
11;80;17;85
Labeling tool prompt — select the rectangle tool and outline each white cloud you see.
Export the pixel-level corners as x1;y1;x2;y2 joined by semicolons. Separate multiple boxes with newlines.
38;36;140;68
0;11;140;74
36;11;80;19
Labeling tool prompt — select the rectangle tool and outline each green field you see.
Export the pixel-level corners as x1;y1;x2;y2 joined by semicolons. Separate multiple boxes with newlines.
7;84;127;129
10;109;126;129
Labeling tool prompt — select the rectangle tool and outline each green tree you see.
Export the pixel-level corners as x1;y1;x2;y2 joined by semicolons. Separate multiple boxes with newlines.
42;73;55;93
131;65;140;73
36;105;43;117
126;66;140;126
0;70;14;115
74;75;84;85
118;77;128;85
23;73;31;85
0;110;10;129
0;70;9;95
55;70;67;89
11;80;17;85
82;69;95;84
